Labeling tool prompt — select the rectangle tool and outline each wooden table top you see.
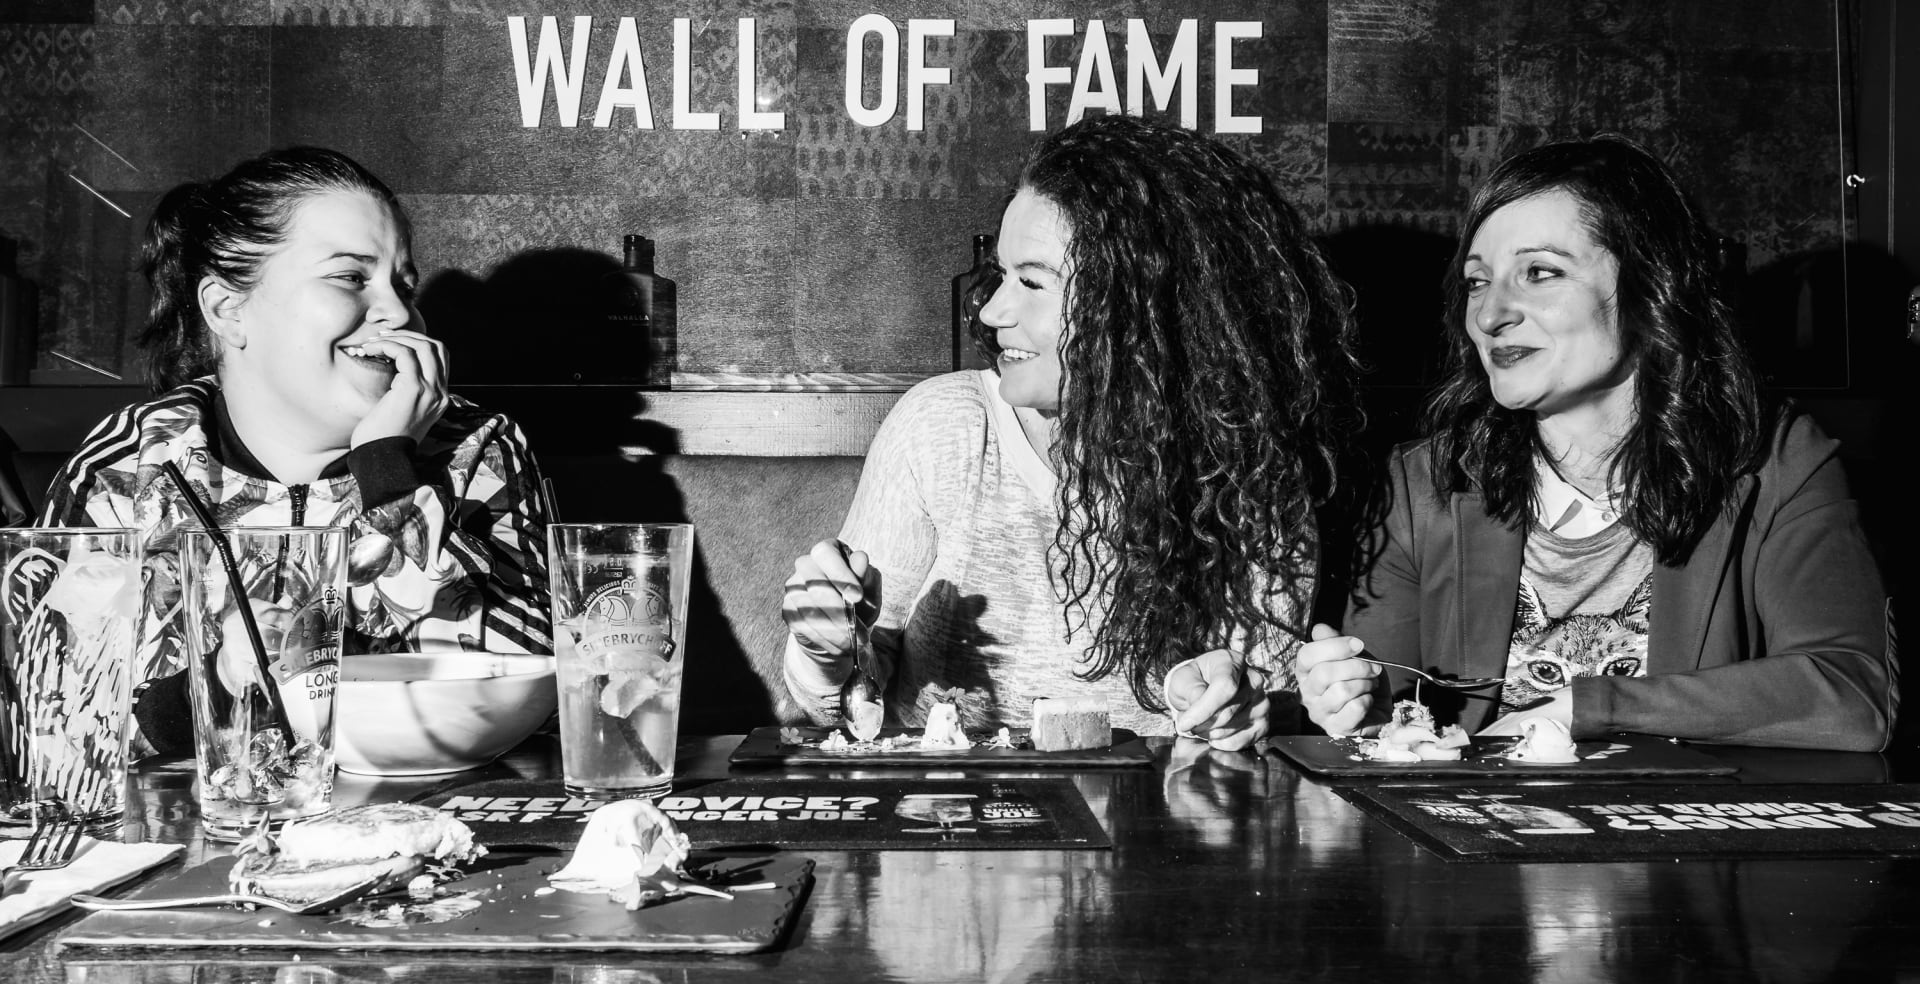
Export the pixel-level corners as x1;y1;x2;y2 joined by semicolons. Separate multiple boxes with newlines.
4;735;1917;983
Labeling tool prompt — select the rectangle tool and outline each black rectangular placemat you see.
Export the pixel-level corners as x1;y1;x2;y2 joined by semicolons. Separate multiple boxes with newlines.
419;776;1110;851
1342;782;1920;862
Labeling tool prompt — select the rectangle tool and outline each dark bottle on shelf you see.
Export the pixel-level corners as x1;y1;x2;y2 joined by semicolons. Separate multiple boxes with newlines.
951;233;996;371
601;234;677;388
0;236;35;387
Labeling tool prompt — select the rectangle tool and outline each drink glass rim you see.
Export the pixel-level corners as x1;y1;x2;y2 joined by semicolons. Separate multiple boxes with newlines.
177;525;346;537
549;522;692;533
3;526;139;537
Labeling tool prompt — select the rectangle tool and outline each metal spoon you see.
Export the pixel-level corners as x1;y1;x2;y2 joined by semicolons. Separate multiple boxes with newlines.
1350;654;1505;691
838;599;884;741
650;870;734;901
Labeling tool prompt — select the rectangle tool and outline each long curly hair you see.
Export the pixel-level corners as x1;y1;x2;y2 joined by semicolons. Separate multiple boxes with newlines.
1426;136;1769;565
975;115;1361;713
138;146;408;392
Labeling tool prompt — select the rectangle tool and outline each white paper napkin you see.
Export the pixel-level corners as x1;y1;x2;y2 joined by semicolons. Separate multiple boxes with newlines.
0;836;184;941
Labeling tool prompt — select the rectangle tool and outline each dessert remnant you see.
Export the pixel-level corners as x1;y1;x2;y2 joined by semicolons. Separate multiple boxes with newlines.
1506;717;1580;764
548;800;729;909
920;700;970;749
228;803;484;907
814;731;973;753
1031;696;1111;752
1355;700;1469;762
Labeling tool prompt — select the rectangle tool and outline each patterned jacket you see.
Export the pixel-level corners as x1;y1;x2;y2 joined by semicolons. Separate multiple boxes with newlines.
39;380;554;704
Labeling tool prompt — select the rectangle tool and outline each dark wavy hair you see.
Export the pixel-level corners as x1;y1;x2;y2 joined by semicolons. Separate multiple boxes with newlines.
138;146;408;392
1426;136;1768;565
975;114;1361;713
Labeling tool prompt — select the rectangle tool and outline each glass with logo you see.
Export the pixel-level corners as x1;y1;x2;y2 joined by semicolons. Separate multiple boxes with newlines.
547;523;693;799
180;526;346;839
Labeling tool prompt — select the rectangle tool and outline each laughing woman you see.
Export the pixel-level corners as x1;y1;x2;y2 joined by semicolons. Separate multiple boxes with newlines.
780;115;1361;749
39;146;553;756
1298;137;1896;750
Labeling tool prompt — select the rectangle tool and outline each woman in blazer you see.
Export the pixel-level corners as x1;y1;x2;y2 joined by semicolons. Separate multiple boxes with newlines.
1298;136;1895;751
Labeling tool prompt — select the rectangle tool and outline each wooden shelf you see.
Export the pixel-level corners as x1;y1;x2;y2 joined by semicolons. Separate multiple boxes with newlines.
0;385;904;458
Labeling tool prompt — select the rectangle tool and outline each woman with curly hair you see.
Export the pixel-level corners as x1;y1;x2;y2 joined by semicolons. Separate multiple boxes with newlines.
1298;136;1896;750
780;114;1360;750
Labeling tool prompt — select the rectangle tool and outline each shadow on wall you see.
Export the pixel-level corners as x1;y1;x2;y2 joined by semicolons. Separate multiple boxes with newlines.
419;247;652;386
418;251;790;733
1318;223;1455;402
886;580;1002;729
1736;246;1915;394
1317;223;1456;621
1744;242;1920;752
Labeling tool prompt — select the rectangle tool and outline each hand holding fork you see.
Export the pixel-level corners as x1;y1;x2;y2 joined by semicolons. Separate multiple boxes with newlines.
1297;624;1505;737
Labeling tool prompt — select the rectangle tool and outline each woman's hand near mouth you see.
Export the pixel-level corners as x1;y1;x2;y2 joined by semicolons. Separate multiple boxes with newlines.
347;328;449;448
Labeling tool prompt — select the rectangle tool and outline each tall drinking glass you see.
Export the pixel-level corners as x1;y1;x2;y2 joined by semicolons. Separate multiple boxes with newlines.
547;523;692;800
179;526;345;839
1;528;141;832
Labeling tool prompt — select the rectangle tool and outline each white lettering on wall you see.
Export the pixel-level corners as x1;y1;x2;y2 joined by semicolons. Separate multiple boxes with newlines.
738;18;784;130
905;19;955;131
1213;21;1261;134
1127;19;1197;128
1028;19;1263;133
845;13;900;126
509;15;592;127
1065;20;1121;124
592;17;653;128
504;15;1265;134
845;17;954;130
1025;18;1074;131
674;18;721;130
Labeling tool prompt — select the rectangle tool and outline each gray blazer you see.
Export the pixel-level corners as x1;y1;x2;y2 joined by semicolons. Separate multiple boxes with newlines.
1345;413;1898;751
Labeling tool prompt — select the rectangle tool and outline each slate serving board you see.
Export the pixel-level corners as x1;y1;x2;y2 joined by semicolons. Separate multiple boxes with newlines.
729;725;1154;768
57;851;813;954
1267;734;1739;779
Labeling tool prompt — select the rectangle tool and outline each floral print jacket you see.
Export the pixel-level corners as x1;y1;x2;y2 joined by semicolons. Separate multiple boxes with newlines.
39;380;554;699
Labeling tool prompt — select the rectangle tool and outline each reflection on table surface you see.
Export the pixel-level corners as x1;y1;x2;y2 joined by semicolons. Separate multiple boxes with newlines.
4;735;1918;983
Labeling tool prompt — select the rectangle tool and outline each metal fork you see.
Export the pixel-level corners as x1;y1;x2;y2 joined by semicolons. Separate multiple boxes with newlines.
70;879;386;916
1350;654;1505;691
0;818;87;898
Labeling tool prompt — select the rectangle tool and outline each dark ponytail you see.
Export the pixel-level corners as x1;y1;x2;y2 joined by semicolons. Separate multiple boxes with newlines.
135;147;406;392
137;182;221;391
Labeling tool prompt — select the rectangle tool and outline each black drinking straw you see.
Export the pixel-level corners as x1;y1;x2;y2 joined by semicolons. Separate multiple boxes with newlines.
162;462;295;743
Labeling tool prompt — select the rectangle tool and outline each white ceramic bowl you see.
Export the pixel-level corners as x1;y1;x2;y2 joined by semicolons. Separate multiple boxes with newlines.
335;652;557;776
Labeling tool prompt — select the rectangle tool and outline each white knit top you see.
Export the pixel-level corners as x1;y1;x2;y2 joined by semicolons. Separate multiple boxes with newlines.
782;370;1306;737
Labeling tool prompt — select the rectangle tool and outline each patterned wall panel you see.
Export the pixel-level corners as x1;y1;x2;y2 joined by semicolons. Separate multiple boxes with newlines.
0;0;1854;390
